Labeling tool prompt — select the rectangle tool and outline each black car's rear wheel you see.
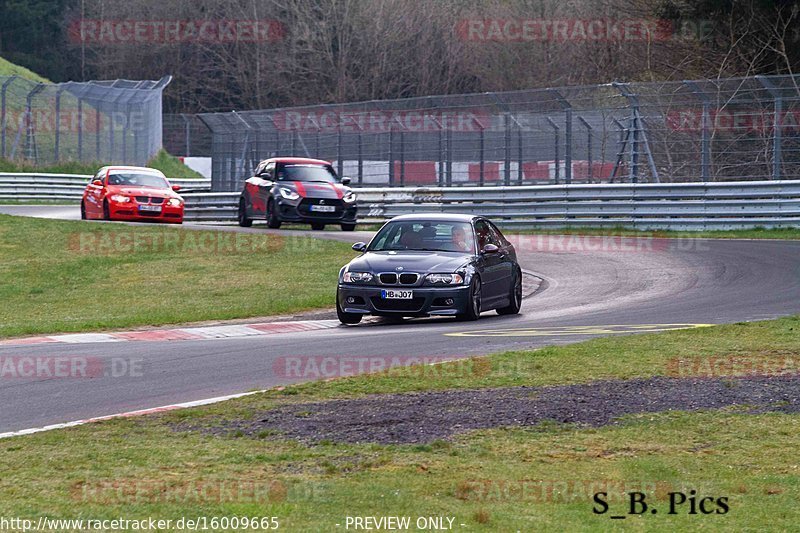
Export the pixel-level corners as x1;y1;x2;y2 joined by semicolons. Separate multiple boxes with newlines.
341;223;356;231
457;278;482;321
266;199;282;229
237;198;253;227
497;270;522;315
336;293;362;324
311;222;325;231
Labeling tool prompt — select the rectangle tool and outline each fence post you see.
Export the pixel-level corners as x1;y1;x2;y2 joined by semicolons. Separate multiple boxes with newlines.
1;76;17;159
684;80;711;181
446;125;452;186
546;117;560;184
337;122;344;178
504;113;511;185
478;117;485;186
182;113;192;157
25;83;46;163
549;88;573;184
756;76;783;180
388;122;395;186
578;116;593;182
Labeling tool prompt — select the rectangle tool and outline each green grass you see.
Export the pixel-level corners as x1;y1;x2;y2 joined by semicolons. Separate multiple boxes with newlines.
0;56;51;83
1;317;798;531
0;149;204;179
509;225;800;240
0;214;355;338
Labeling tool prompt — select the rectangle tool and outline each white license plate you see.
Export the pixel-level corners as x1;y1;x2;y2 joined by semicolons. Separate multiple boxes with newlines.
381;289;413;299
139;205;161;213
310;205;336;212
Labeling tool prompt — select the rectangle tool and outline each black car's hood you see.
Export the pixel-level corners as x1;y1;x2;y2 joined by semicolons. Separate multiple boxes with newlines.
348;251;472;273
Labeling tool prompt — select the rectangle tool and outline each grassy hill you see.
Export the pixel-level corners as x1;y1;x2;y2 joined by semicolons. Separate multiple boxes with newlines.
0;56;51;83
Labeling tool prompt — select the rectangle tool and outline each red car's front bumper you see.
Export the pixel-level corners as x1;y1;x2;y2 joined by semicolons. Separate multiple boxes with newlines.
108;201;184;224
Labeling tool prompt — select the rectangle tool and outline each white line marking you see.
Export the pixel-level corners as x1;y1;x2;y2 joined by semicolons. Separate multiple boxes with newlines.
0;390;263;440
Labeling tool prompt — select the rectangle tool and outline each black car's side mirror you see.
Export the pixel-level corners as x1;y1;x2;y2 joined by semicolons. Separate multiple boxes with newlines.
341;177;352;185
352;242;367;252
482;243;500;254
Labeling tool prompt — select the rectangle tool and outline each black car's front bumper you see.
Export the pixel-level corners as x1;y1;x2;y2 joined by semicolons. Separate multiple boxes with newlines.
337;284;471;317
277;197;357;223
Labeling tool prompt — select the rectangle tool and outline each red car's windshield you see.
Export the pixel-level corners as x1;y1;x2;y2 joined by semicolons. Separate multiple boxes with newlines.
277;164;338;183
107;172;170;189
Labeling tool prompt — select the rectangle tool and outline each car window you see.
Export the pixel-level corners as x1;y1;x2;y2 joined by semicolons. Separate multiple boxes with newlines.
474;220;499;250
263;162;275;179
368;221;475;252
107;172;169;189
276;164;337;183
487;221;510;247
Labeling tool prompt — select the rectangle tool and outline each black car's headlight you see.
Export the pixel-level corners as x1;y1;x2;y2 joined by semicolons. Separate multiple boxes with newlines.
279;187;300;200
425;273;464;285
343;271;373;283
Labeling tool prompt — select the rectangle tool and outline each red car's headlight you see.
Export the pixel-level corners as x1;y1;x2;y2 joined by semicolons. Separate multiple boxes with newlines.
109;194;131;203
167;198;183;207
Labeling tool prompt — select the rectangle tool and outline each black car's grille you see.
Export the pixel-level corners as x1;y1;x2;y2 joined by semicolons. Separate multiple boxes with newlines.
135;196;165;204
399;273;418;284
370;297;426;312
298;198;344;218
379;273;397;284
379;273;419;285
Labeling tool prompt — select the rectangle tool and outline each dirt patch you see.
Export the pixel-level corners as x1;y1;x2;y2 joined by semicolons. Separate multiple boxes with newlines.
205;376;800;444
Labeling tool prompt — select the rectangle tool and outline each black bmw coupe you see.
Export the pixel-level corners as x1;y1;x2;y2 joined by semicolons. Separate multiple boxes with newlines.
336;214;522;324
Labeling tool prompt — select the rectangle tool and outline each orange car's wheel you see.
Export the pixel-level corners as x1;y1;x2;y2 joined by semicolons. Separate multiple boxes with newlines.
102;200;111;221
80;201;87;220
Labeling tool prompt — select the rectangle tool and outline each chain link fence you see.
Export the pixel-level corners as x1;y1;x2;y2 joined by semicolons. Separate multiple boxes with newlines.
198;74;800;192
163;113;212;157
0;76;171;167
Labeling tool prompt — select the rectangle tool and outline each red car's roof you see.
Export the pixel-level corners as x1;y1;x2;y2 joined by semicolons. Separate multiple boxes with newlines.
262;157;331;165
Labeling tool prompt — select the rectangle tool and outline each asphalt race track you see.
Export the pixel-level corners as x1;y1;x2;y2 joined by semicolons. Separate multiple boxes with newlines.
2;204;800;433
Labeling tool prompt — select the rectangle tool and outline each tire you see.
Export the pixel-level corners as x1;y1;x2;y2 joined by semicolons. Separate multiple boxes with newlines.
336;293;362;325
457;277;482;321
266;199;282;229
341;223;356;231
311;222;325;231
102;200;111;221
80;201;87;220
497;270;522;315
237;198;253;227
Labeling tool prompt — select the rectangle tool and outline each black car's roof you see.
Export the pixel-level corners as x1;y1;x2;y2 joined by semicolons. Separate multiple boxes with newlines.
386;214;478;223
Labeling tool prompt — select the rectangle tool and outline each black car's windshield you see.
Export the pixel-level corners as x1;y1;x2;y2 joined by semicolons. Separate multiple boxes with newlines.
107;172;169;189
368;221;475;253
277;164;338;183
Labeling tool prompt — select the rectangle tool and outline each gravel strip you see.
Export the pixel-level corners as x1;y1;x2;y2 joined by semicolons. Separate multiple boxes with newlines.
211;376;800;444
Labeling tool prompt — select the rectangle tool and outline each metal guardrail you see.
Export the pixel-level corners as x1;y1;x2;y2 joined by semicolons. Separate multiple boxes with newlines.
0;173;211;202
180;180;800;230
2;173;798;230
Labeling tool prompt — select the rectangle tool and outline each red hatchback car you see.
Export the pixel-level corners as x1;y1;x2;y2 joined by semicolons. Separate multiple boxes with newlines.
81;166;184;224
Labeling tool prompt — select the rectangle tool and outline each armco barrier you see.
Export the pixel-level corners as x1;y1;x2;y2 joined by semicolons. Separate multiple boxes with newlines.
3;173;799;230
0;173;211;202
180;180;800;230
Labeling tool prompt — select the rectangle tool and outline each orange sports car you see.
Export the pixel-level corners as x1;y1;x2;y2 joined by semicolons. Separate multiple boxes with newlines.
81;166;184;224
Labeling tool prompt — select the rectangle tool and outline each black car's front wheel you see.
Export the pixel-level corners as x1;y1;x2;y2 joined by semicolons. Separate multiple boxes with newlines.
497;270;522;315
237;198;253;227
311;222;325;231
336;293;362;325
266;199;282;229
341;223;356;231
458;277;482;321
